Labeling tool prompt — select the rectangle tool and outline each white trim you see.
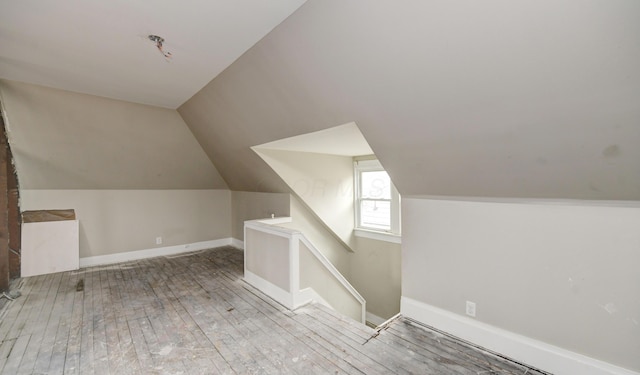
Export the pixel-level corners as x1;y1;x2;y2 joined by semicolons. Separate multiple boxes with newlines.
354;159;383;169
289;233;300;309
244;270;293;309
230;238;244;250
253;216;294;225
244;225;248;285
401;297;640;375
79;238;234;268
299;236;365;306
354;159;401;235
354;229;401;244
299;235;366;324
366;311;387;327
403;195;640;208
244;217;367;324
244;218;297;238
296;287;332;310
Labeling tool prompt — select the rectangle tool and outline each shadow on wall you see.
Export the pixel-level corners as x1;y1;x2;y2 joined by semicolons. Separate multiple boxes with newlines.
250;122;402;322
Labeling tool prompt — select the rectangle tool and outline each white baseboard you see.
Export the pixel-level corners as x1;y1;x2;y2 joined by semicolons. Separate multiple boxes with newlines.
230;238;244;250
366;311;387;327
244;270;293;309
79;238;234;268
297;287;331;310
401;297;639;375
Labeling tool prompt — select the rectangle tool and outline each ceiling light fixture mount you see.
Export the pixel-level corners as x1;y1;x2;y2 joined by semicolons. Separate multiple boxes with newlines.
148;34;172;60
148;34;164;44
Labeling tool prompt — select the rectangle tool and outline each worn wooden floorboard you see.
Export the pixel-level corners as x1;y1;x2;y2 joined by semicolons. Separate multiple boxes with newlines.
388;319;537;375
63;269;85;375
197;251;372;375
311;303;375;340
188;271;297;374
160;260;251;374
0;279;32;341
374;325;486;375
47;270;78;375
292;310;395;375
0;246;548;375
18;272;63;374
159;260;234;374
190;262;335;375
32;269;72;374
213;274;371;374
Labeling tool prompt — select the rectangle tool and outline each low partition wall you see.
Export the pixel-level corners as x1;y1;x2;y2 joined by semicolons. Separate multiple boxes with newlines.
244;218;365;323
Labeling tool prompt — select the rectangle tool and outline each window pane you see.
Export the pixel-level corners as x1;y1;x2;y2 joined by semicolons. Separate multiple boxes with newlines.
360;171;391;199
360;200;391;230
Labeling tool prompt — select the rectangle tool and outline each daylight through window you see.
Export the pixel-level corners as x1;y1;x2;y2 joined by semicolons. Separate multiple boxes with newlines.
354;160;400;235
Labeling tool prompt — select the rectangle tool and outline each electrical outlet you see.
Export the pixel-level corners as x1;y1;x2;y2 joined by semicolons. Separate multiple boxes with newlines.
156;236;162;245
466;301;476;317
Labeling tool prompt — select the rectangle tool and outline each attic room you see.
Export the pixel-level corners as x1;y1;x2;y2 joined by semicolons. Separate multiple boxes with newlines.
0;1;638;374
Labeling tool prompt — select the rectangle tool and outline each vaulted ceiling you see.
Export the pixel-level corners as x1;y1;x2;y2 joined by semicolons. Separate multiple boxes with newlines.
2;0;639;200
0;0;306;108
179;0;640;200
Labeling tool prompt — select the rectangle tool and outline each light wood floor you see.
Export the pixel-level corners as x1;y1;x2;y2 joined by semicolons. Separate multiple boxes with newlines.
0;246;548;374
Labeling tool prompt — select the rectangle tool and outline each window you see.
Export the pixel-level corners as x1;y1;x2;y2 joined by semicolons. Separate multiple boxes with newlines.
354;160;400;238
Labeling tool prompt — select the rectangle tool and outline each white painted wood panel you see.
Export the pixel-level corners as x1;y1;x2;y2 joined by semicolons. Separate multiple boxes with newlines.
21;220;79;277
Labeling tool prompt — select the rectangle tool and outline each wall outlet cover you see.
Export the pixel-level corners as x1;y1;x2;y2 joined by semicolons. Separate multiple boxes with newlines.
466;301;476;317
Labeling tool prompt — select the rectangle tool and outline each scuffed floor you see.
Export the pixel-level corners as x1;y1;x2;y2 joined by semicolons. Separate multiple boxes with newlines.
0;246;549;374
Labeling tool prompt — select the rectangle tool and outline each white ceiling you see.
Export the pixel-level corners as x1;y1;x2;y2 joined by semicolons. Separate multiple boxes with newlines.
0;0;307;108
252;122;373;157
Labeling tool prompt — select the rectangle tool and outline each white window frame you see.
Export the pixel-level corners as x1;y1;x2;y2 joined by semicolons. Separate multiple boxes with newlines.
354;159;401;243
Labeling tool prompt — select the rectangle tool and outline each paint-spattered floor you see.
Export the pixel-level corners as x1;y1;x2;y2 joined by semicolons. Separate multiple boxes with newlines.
0;246;549;374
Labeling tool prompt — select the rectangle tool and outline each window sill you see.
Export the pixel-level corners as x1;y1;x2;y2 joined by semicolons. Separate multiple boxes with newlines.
354;229;401;244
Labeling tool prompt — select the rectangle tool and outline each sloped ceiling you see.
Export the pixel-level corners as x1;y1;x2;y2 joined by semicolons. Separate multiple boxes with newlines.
179;0;640;200
1;80;228;189
0;0;307;108
254;123;372;157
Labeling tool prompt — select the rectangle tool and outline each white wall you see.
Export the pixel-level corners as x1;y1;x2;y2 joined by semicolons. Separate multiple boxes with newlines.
279;195;352;277
402;197;640;373
300;241;362;322
21;190;232;258
252;147;402;321
253;148;355;248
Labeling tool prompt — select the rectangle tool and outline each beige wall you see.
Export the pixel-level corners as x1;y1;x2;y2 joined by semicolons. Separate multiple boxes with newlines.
0;79;227;189
350;236;401;320
245;227;290;292
252;147;401;320
177;4;640;362
254;148;355;248
1;80;232;259
234;190;401;321
231;191;290;240
21;190;232;258
402;197;640;372
5;4;638;372
279;195;351;278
